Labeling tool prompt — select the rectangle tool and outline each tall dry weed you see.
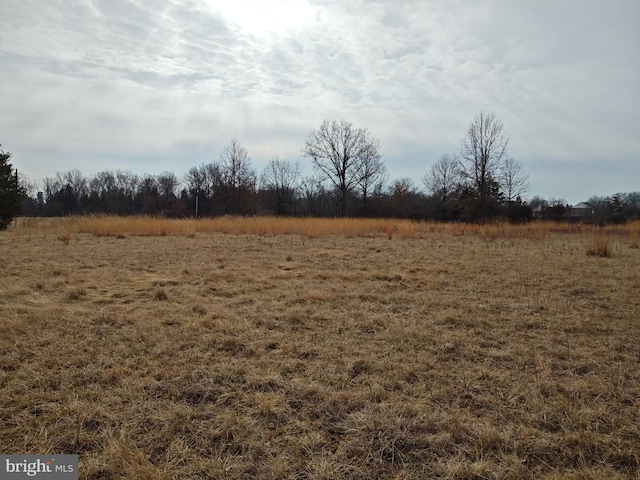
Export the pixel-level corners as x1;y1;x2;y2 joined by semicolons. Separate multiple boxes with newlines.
11;216;640;242
585;234;612;257
397;221;416;239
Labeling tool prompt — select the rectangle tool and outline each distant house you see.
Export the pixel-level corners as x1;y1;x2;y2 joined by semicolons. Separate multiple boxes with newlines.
571;202;594;217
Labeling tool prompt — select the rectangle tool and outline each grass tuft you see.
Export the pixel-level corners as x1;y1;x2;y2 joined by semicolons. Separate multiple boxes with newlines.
66;286;87;300
154;288;168;301
586;234;612;257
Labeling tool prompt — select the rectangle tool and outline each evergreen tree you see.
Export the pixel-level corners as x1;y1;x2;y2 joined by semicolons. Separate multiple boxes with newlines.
0;146;22;229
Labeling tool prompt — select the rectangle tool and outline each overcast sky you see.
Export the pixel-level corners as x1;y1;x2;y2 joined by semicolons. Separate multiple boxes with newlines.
1;0;638;204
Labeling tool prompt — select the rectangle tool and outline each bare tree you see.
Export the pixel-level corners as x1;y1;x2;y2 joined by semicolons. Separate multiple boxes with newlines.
500;156;529;202
157;171;179;200
136;174;158;215
300;175;336;216
218;139;256;214
219;138;256;191
586;195;608;212
61;169;88;200
115;170;139;200
459;111;509;199
261;157;300;215
423;153;459;202
185;163;219;198
623;192;640;209
389;177;416;218
138;174;159;197
529;195;548;211
43;169;87;202
183;163;219;216
358;153;386;214
303;119;382;216
187;166;204;194
89;171;115;200
43;176;63;202
18;175;38;199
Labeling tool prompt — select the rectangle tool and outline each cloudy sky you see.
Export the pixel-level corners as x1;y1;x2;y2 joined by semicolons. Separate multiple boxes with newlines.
1;0;638;204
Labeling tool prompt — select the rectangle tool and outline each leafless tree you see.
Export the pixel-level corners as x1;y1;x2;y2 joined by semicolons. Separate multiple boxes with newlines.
157;171;179;200
219;138;256;191
61;169;88;199
138;174;159;197
18;175;38;198
500;156;529;202
358;153;386;213
89;171;114;199
43;169;87;201
389;177;416;217
185;165;206;196
217;139;256;214
423;153;459;202
300;175;336;216
114;170;139;200
303;119;382;215
459;111;509;199
43;176;63;202
261;157;300;215
529;195;548;211
185;163;221;198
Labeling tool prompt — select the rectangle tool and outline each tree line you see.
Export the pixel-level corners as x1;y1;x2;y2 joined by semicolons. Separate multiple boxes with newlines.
2;112;640;228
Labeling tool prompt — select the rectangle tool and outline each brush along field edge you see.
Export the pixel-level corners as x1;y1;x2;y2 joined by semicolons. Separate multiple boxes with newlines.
1;218;639;479
13;215;640;239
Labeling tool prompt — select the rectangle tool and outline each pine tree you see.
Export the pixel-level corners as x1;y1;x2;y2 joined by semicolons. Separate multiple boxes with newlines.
0;145;22;230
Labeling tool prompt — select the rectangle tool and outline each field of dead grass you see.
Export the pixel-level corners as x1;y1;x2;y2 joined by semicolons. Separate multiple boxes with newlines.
1;217;639;479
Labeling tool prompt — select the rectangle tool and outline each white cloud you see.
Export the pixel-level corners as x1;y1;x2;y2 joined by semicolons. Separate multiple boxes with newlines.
0;0;638;202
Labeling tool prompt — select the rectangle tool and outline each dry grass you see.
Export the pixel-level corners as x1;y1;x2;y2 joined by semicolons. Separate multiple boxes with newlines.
586;234;612;257
58;233;72;245
13;216;640;240
1;217;639;479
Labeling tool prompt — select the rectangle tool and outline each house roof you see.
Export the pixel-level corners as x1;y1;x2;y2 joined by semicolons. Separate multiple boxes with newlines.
573;202;591;209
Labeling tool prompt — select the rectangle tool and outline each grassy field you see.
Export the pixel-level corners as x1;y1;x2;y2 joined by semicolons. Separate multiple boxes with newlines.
1;217;639;479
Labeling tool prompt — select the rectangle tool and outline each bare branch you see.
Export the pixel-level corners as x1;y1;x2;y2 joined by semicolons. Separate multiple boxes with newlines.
500;156;529;202
424;153;460;202
261;157;301;214
459;111;509;199
303;120;382;215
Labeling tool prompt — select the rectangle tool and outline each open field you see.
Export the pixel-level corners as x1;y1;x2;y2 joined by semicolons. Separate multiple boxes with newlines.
1;217;639;479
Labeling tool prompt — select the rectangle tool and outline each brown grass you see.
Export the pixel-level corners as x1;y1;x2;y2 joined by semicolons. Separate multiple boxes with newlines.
386;226;394;240
1;217;639;479
586;234;612;257
58;233;71;245
13;215;640;240
154;288;168;301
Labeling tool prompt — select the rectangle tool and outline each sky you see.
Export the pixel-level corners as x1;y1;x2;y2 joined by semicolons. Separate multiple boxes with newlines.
1;0;638;204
